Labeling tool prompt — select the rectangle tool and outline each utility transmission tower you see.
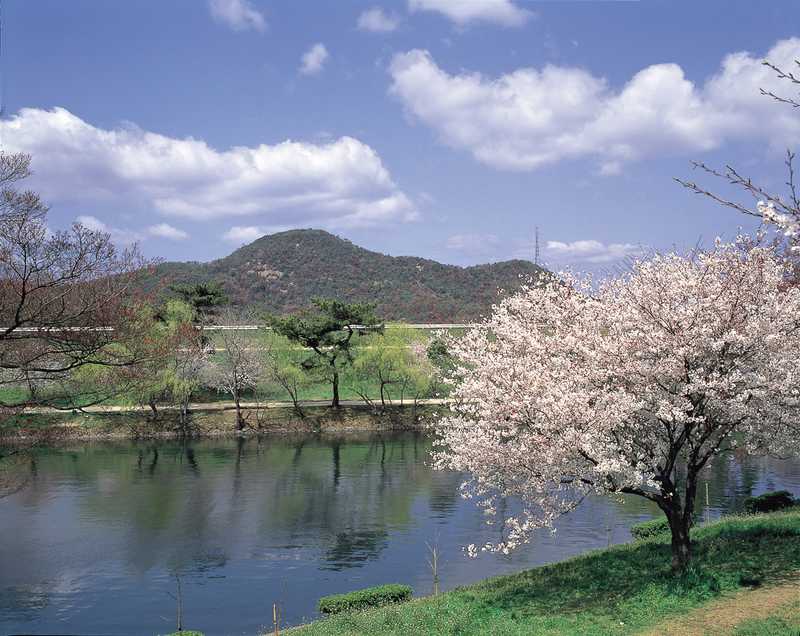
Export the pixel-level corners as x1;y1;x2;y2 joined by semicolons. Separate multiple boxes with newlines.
534;226;540;266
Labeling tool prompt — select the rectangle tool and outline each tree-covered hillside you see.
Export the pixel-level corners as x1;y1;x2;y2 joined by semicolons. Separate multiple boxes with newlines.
152;229;545;322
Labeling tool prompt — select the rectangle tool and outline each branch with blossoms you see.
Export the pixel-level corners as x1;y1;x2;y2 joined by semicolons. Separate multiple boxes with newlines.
676;59;800;260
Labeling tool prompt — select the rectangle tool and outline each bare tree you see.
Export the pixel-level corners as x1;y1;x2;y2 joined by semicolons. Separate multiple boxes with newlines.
0;152;154;410
205;309;264;431
263;352;307;418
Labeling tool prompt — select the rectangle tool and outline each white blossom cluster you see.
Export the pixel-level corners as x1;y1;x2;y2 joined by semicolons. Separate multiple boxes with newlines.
757;200;800;248
434;241;800;555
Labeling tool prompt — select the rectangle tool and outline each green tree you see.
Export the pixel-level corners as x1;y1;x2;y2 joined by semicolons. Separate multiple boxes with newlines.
426;336;456;398
354;327;430;410
268;299;383;408
118;299;207;428
169;281;228;323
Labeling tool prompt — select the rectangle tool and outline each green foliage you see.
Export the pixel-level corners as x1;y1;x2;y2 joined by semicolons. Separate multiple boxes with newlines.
630;517;671;540
152;229;545;322
318;584;413;615
294;511;800;635
426;337;455;375
269;298;383;406
169;280;228;321
122;299;204;420
354;327;432;406
270;299;382;349
744;490;795;514
162;298;195;325
664;566;721;598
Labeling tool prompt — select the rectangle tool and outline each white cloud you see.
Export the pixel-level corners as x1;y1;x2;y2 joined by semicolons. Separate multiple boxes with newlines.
76;215;141;244
300;43;329;76
545;240;643;264
446;232;500;255
223;225;265;244
75;216;189;243
358;7;401;33
222;224;294;244
148;223;189;241
408;0;532;27
76;215;111;233
1;107;416;229
208;0;266;32
389;38;800;172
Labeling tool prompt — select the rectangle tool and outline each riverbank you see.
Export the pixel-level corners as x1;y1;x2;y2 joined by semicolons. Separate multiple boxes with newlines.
0;401;448;442
288;510;800;635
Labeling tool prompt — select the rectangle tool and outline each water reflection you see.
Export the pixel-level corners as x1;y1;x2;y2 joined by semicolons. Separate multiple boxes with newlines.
1;432;800;636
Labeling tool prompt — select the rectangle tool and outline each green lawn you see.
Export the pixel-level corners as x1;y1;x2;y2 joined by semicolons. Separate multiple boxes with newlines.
290;510;800;636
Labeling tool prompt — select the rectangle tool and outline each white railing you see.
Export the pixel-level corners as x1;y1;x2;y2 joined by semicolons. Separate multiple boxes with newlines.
6;323;477;333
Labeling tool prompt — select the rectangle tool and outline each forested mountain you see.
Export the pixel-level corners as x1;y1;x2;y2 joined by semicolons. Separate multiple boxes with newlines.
153;229;546;322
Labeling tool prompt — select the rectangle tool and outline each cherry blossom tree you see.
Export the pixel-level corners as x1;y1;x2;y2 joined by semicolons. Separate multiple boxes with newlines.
205;309;263;431
433;241;800;571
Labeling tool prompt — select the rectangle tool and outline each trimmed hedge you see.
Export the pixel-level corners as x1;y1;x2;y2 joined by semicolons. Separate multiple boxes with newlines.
318;584;412;615
630;517;671;540
744;490;795;514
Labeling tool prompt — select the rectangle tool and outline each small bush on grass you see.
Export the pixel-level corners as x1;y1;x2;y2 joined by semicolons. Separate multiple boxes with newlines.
318;584;412;615
744;490;795;514
630;517;671;540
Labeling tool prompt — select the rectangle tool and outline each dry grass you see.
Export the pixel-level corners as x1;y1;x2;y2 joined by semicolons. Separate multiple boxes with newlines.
642;576;800;635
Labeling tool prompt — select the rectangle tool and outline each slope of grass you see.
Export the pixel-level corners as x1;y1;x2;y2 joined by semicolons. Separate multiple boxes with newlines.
290;511;800;636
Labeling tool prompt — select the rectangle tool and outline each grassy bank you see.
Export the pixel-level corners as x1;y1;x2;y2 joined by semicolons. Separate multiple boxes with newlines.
290;510;800;635
0;403;445;441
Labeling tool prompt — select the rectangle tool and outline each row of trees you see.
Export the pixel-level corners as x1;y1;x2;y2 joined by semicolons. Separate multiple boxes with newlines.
89;297;446;433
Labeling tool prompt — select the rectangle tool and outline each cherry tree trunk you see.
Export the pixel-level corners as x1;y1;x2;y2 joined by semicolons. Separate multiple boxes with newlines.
667;511;692;572
235;392;244;431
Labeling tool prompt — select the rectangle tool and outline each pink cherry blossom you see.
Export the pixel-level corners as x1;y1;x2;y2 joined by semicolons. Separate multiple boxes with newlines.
433;240;800;569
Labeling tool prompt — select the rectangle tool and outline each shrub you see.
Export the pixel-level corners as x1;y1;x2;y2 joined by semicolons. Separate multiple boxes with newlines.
744;490;795;514
630;517;671;540
318;584;412;615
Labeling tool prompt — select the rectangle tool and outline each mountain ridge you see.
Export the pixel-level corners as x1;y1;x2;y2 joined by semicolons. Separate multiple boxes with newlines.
153;229;546;322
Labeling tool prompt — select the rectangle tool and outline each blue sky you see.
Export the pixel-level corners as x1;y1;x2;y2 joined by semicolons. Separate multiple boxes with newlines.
2;0;799;271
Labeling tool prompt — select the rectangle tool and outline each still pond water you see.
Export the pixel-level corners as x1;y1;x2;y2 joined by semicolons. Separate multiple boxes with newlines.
2;431;800;635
